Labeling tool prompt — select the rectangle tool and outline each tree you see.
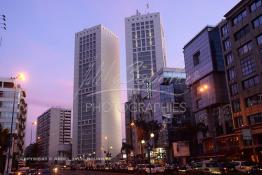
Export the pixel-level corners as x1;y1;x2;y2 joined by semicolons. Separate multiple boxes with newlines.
0;124;10;173
135;119;161;143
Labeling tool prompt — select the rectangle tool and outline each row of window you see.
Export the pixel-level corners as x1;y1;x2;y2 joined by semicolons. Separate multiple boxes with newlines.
238;41;252;55
230;75;261;97
221;0;262;37
241;56;256;76
233;10;247;26
245;93;262;107
249;112;262;125
132;29;154;39
251;0;262;12
234;25;250;41
132;38;155;48
132;21;154;27
133;46;155;53
243;75;260;89
0;82;14;88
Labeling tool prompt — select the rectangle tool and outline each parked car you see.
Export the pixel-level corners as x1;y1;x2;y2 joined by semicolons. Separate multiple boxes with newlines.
155;164;165;173
232;161;256;173
192;160;223;174
248;163;262;174
127;165;135;171
37;168;52;175
220;162;237;173
16;167;30;175
28;169;38;175
145;164;157;174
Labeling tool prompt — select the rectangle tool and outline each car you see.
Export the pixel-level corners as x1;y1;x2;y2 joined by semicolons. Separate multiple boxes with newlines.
192;160;223;174
220;162;237;173
178;166;188;174
16;167;30;175
155;164;165;173
37;168;52;175
28;169;38;175
232;161;256;173
145;164;157;174
127;165;135;171
248;163;262;174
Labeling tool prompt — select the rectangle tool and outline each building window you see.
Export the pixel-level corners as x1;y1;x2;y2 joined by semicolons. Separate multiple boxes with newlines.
249;113;262;125
257;34;262;45
3;82;14;88
251;0;262;12
235;116;243;128
228;67;236;81
193;51;200;66
234;25;250;41
223;39;231;51
233;10;247;26
221;23;229;37
225;53;234;66
238;41;252;56
232;99;241;113
240;56;256;76
245;93;262;107
242;75;260;89
230;83;239;96
252;15;262;28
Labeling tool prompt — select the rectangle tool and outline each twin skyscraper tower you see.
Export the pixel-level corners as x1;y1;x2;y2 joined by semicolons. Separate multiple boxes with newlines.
72;11;167;159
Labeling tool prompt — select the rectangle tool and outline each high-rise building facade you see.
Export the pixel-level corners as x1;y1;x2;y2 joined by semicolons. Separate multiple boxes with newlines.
183;26;234;156
36;108;71;163
125;11;167;99
0;78;27;170
73;25;121;159
219;0;262;162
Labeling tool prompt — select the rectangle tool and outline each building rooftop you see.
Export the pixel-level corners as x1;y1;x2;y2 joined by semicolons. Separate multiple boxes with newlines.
224;0;249;18
183;25;214;49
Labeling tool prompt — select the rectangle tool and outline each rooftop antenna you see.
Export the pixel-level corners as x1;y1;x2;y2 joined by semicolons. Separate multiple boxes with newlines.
146;2;150;14
136;9;140;16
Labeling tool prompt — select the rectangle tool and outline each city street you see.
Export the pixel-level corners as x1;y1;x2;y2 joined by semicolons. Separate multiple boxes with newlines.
60;170;132;175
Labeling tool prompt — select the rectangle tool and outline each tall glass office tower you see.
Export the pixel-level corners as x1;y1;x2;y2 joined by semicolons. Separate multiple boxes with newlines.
125;11;167;99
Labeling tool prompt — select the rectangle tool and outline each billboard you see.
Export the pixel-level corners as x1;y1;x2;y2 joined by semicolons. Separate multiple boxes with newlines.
173;141;190;157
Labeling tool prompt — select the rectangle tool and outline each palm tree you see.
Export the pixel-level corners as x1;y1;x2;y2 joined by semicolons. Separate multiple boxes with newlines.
0;124;10;173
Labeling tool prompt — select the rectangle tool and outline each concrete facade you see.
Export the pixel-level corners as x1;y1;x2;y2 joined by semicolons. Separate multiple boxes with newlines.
73;25;122;159
36;108;71;163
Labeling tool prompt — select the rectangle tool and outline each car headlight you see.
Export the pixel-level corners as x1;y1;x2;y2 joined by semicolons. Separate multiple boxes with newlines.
53;167;58;173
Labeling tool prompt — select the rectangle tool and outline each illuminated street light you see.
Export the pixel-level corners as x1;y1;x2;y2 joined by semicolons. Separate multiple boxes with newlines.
130;121;135;127
104;136;108;140
110;146;113;150
17;73;26;81
150;133;155;138
141;139;145;144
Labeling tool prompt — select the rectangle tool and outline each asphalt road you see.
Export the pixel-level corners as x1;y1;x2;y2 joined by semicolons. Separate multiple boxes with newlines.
60;170;133;175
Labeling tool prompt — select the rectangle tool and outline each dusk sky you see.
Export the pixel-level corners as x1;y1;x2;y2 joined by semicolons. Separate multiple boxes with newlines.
0;0;239;146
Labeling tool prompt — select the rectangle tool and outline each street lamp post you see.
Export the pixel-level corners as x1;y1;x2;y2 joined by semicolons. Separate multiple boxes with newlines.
5;73;25;175
141;133;155;174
